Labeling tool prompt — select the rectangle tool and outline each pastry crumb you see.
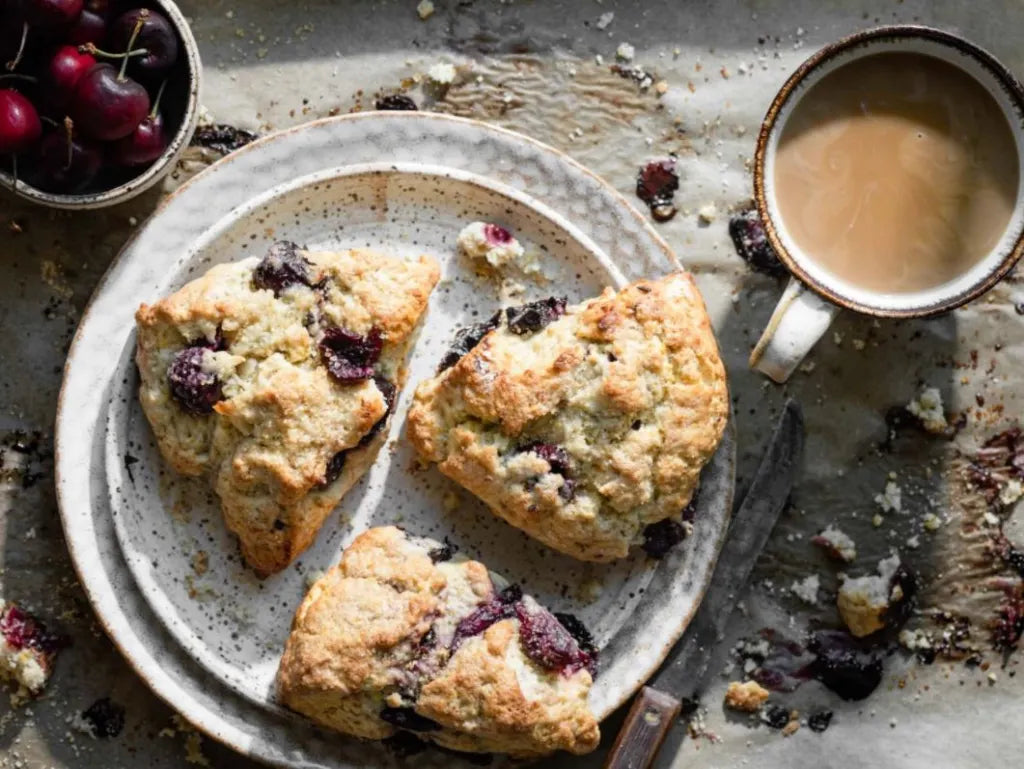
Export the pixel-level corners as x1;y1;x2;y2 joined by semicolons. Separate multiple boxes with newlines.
838;553;903;637
616;42;636;61
790;574;820;605
812;525;856;563
724;681;769;712
416;0;435;19
874;480;902;514
428;62;457;85
906;386;948;434
697;203;718;224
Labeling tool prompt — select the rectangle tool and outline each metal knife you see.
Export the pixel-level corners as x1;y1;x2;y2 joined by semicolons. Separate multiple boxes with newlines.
603;399;804;769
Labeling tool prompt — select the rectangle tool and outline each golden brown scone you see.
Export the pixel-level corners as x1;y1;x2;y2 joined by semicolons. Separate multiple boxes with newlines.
135;243;440;576
276;526;600;757
407;273;728;561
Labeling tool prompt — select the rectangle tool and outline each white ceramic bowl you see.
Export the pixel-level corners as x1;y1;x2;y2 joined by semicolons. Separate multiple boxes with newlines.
0;0;202;209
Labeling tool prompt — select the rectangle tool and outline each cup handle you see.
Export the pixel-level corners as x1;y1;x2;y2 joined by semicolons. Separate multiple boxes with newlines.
749;278;839;383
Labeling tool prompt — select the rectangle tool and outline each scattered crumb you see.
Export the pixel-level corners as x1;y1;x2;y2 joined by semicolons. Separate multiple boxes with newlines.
837;553;903;637
812;525;857;563
906;386;948;434
616;42;636;61
724;680;769;712
596;11;614;29
654;80;669;95
1000;479;1023;506
442;490;459;512
416;0;435;19
428;62;457;85
872;513;884;528
190;551;208;577
874;480;902;514
782;718;800;737
790;574;820;605
852;338;866;351
922;513;942;532
697;203;717;224
899;628;932;653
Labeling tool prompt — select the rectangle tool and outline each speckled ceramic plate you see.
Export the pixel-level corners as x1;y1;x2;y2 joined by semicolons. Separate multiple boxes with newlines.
56;113;735;769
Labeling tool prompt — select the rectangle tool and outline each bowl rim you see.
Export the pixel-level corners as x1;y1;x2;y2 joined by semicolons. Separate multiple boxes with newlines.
0;0;202;210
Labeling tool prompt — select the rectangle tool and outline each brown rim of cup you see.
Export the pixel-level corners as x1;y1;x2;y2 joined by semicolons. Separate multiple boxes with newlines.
753;24;1024;318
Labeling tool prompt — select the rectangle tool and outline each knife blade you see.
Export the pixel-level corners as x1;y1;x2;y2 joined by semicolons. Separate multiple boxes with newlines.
603;399;804;769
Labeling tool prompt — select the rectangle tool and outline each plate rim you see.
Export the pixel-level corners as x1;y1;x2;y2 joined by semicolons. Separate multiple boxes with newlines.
55;111;736;766
105;158;634;712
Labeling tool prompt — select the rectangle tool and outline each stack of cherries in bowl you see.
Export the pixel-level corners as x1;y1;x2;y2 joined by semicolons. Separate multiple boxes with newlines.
0;0;197;203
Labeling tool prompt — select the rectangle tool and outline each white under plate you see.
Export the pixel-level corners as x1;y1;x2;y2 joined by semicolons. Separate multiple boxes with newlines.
57;113;734;768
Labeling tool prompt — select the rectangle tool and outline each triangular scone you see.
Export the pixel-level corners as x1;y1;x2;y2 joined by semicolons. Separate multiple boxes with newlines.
276;526;600;757
407;273;728;562
135;243;440;576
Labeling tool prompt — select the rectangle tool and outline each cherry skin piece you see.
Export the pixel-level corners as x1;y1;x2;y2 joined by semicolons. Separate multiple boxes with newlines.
29;124;102;193
45;44;95;109
22;0;83;28
109;8;178;78
112;108;165;166
70;62;148;140
0;88;41;154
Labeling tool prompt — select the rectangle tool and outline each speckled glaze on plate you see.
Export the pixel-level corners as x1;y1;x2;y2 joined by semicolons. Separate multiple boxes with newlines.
56;113;734;768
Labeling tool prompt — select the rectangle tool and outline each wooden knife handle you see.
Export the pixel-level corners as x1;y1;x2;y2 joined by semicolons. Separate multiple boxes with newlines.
603;686;682;769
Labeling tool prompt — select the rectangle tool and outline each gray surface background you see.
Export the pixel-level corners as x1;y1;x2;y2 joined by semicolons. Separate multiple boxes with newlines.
2;0;1023;766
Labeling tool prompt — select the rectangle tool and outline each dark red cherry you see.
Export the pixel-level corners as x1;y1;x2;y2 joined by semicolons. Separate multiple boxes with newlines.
45;44;95;109
66;8;104;43
28;119;101;193
70;62;148;140
112;108;165;166
21;0;83;27
108;8;178;78
0;88;41;154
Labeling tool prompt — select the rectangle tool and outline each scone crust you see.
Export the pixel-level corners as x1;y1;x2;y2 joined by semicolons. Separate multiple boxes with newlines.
276;527;599;757
407;272;728;561
136;248;440;575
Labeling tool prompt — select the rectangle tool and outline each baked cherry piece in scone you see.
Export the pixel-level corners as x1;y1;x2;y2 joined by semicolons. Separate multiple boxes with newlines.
135;243;440;576
408;273;728;562
276;526;599;757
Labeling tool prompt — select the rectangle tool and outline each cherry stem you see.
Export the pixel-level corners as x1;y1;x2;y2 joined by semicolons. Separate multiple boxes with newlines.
62;117;74;171
149;79;167;118
10;155;18;192
5;22;28;72
0;73;37;83
40;115;60;127
118;15;147;81
82;43;150;60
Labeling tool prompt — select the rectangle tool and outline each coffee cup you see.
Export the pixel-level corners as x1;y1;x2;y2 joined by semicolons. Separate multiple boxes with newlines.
750;26;1024;383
